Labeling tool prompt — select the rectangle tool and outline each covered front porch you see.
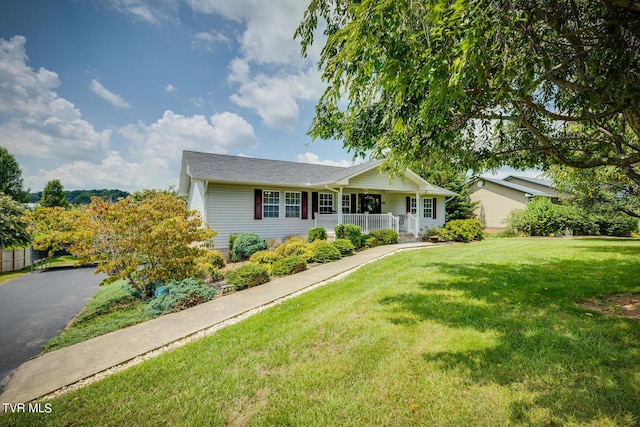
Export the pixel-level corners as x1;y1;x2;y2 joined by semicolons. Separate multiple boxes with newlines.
314;212;420;236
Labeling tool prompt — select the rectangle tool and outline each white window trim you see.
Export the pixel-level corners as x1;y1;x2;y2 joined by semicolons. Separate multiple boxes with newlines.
410;197;417;215
284;191;301;219
263;190;280;219
342;194;351;214
423;197;433;219
319;192;334;214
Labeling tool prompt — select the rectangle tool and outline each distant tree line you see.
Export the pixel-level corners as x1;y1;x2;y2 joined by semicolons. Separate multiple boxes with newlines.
29;189;130;205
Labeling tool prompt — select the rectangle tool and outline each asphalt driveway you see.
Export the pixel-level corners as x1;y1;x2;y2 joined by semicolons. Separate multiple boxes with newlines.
0;267;105;390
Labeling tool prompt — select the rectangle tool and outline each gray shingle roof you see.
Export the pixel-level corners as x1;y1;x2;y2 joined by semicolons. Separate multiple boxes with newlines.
182;150;379;186
480;177;557;197
504;175;555;189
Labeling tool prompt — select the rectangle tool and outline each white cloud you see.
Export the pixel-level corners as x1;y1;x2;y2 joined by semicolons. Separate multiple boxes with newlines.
228;58;324;128
165;84;177;94
0;35;110;163
192;31;230;52
296;152;355;168
89;79;132;109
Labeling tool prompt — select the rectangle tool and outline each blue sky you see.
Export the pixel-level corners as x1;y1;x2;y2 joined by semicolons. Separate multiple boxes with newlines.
0;0;353;192
0;0;537;193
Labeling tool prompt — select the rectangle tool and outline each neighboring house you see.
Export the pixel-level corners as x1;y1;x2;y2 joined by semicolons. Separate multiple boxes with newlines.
179;151;457;248
469;176;571;229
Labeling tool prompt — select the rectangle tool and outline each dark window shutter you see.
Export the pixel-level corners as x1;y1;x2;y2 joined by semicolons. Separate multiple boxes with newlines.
406;196;411;213
254;189;262;220
301;191;308;220
432;198;437;219
312;192;319;219
351;194;357;213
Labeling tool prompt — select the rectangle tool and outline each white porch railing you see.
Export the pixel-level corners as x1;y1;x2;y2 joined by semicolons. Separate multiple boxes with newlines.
315;213;399;235
407;213;419;238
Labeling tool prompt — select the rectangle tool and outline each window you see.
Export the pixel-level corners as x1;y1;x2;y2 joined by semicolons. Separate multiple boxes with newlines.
423;197;433;219
285;191;301;218
263;190;280;218
410;197;417;215
319;193;333;214
342;194;351;214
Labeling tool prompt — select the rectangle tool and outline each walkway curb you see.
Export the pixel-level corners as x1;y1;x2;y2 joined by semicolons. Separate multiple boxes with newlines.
0;243;435;404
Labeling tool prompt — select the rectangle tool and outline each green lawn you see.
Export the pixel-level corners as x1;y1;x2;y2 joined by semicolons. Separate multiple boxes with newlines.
3;238;640;426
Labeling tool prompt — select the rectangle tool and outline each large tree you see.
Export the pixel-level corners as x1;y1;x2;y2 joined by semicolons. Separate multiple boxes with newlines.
0;193;31;248
40;179;69;208
296;0;640;183
0;147;29;202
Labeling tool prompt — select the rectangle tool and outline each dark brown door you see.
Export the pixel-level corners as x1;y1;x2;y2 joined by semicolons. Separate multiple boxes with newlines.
359;194;382;214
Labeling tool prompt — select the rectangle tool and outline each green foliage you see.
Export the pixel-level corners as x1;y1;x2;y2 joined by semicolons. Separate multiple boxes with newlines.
226;264;270;291
144;278;215;317
194;250;225;281
593;215;639;237
40;179;69;208
231;233;268;262
296;0;640;192
271;255;307;276
332;238;355;256
0;193;31;248
0;146;29;202
309;240;342;263
228;233;240;252
368;229;399;245
30;189;130;205
335;224;363;248
436;219;485;243
249;250;283;265
308;226;327;242
274;236;311;259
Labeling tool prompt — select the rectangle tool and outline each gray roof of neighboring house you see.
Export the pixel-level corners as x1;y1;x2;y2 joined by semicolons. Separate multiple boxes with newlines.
479;177;558;197
504;175;555;189
181;150;378;186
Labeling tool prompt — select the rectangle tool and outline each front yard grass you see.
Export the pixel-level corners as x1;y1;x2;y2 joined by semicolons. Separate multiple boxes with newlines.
4;238;640;426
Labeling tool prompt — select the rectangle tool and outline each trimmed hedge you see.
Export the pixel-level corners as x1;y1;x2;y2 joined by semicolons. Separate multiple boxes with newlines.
271;255;307;276
144;279;215;316
309;240;342;263
231;233;268;261
335;224;363;248
226;264;270;291
368;229;399;245
249;250;282;265
332;238;355;256
275;237;311;259
435;219;485;242
308;226;327;242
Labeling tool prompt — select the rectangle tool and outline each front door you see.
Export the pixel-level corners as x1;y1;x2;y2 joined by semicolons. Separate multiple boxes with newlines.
359;194;382;214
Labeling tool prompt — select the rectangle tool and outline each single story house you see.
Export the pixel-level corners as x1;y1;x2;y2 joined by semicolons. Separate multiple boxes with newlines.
179;151;457;248
469;176;571;229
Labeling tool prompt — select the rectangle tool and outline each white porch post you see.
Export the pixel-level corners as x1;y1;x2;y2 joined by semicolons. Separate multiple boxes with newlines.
415;192;421;238
337;187;343;225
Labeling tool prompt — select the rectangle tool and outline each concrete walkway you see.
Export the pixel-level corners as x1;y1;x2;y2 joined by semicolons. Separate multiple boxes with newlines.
0;242;434;404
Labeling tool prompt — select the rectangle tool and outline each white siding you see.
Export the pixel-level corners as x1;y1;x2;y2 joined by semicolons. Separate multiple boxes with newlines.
348;169;419;192
188;180;206;222
420;196;447;230
207;184;315;248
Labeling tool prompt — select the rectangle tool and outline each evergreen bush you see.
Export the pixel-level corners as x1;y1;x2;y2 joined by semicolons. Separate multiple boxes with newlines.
271;255;307;276
368;229;399;245
335;224;363;248
309;240;342;263
332;238;355;256
226;264;270;291
308;226;327;242
249;250;282;264
231;233;268;261
144;279;215;316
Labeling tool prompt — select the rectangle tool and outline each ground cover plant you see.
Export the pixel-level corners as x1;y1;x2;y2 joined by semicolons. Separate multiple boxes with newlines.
6;238;640;426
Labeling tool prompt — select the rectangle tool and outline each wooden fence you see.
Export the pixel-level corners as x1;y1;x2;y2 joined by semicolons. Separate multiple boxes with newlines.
0;248;33;273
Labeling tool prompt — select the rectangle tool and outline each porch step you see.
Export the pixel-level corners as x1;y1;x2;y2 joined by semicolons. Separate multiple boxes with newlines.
398;233;422;244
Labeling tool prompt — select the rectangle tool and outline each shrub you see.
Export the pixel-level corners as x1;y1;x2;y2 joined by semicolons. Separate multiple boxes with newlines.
308;226;327;242
194;249;225;281
442;219;485;243
335;224;363;248
593;214;639;237
226;264;270;291
249;250;282;264
309;240;342;263
332;238;355;256
271;255;307;276
361;235;378;248
369;229;399;245
229;233;240;251
275;236;311;258
144;278;215;316
231;233;268;261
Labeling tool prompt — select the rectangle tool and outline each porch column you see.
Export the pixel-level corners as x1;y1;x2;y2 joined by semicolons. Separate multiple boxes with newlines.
416;192;421;237
337;187;343;225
